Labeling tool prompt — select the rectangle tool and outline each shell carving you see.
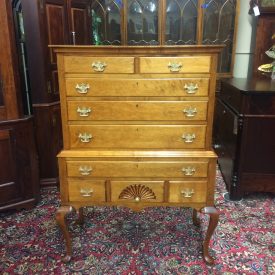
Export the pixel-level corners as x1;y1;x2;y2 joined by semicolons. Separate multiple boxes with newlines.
119;184;156;201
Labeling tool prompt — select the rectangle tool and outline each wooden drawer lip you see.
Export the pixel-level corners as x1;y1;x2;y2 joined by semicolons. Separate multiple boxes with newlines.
64;56;134;73
69;125;207;149
67;101;208;121
168;181;207;203
110;181;164;203
65;78;209;97
68;179;106;202
66;160;209;178
58;149;217;159
139;56;211;73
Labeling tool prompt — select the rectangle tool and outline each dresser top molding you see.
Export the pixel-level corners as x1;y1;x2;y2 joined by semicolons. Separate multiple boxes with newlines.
50;45;224;55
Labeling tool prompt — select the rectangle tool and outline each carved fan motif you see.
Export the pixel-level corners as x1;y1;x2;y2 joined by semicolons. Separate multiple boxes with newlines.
119;184;156;201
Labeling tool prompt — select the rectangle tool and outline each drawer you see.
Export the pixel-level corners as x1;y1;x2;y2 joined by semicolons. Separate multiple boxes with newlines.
65;78;209;97
168;181;207;203
64;56;134;73
69;125;206;149
68;179;106;202
139;56;211;73
66;160;208;178
67;101;208;121
110;181;164;203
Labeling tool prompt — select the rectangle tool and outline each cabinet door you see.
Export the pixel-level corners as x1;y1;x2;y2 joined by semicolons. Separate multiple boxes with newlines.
0;129;21;206
213;99;237;190
68;0;91;45
44;0;69;100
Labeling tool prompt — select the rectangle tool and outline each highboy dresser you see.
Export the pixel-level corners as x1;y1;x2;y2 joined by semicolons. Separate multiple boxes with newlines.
53;45;222;264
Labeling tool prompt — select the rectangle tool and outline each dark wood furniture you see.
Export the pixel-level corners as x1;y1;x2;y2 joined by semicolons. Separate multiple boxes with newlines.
213;77;275;200
0;0;39;211
21;0;90;186
0;117;40;211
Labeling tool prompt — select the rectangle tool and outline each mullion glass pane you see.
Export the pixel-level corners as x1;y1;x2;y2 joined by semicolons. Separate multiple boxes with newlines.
127;0;159;45
165;0;198;45
202;0;237;73
91;0;122;45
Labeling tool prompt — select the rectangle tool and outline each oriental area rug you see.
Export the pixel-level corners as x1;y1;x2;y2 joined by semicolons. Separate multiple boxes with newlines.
0;170;274;274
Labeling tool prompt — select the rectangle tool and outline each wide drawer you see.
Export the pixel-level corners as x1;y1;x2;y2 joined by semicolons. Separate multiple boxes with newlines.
67;101;208;121
66;160;208;178
139;56;211;73
65;78;209;97
68;179;106;202
64;56;134;73
110;181;164;203
168;181;207;203
69;125;206;149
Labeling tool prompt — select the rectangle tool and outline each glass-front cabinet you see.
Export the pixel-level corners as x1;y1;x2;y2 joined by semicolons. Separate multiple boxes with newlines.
90;0;238;74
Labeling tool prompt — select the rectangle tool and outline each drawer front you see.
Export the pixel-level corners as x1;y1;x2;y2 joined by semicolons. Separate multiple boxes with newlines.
139;56;211;73
69;125;206;149
64;56;134;73
110;181;164;203
65;78;209;97
68;179;106;202
67;101;208;121
67;161;208;178
169;181;207;203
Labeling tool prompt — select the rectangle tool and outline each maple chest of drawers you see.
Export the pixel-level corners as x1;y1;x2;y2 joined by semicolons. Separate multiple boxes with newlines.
53;46;222;264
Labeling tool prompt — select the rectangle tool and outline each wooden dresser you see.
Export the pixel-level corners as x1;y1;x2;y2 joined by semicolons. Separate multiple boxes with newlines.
53;45;222;264
214;77;275;200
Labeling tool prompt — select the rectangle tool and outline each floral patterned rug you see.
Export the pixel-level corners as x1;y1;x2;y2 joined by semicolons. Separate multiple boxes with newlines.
0;171;274;275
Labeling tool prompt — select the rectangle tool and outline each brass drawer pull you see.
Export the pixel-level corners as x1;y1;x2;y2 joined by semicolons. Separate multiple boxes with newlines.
80;188;93;197
78;133;93;143
181;188;195;198
184;83;198;94
79;166;93;175
183;107;197;117
182;133;196;143
168;62;182;72
77;107;92;117
75;83;90;94
182;167;196;176
92;61;107;72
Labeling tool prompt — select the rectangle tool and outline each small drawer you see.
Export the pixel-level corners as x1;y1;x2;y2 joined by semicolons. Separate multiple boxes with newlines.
110;181;164;203
66;161;209;178
68;179;106;202
69;125;207;149
65;78;209;97
67;101;208;121
168;181;207;203
64;56;134;73
139;56;211;73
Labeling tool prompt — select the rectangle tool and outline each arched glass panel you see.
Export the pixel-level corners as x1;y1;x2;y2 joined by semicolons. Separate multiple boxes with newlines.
165;0;198;45
127;0;159;45
202;0;237;72
91;0;122;45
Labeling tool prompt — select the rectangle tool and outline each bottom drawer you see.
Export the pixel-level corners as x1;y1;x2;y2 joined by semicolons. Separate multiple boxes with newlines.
169;181;207;203
111;181;164;203
68;179;106;202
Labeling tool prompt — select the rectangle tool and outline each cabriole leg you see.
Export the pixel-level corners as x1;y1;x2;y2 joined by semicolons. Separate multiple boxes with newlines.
192;208;200;226
76;207;84;225
56;205;74;262
200;206;219;265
